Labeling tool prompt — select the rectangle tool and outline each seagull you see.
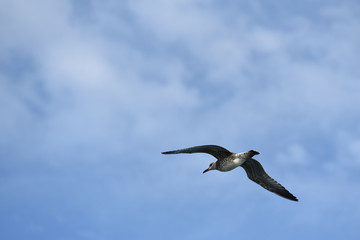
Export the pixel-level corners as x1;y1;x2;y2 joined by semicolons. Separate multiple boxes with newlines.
162;145;298;201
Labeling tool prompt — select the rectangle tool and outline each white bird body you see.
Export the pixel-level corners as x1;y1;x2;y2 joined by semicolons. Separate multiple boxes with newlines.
215;153;247;172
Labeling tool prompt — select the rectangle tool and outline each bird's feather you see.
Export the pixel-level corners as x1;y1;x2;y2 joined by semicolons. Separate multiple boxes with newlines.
162;145;232;160
241;158;298;201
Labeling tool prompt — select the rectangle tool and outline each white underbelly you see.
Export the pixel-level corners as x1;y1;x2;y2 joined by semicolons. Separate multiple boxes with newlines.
219;158;246;172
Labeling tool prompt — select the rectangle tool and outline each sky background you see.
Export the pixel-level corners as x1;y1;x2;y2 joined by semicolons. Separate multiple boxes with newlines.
1;0;360;239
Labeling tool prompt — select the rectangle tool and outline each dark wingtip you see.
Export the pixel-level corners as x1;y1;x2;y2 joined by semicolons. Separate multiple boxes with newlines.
283;192;298;201
288;196;298;202
162;151;174;154
292;196;299;202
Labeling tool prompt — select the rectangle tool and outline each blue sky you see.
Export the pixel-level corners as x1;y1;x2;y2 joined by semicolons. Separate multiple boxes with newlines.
1;0;360;239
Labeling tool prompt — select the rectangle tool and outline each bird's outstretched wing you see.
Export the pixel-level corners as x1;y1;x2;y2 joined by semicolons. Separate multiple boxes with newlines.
162;145;233;160
241;158;298;201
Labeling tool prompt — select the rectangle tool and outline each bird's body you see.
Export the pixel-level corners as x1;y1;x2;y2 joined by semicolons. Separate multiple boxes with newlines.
215;154;246;172
162;145;298;201
212;152;256;171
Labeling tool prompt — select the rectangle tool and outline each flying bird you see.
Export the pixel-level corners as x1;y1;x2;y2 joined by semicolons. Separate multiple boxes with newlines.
162;145;298;201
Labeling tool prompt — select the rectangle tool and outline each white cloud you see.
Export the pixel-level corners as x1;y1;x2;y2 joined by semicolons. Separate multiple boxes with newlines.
2;0;359;148
334;128;360;168
1;0;206;156
276;144;310;166
1;1;360;238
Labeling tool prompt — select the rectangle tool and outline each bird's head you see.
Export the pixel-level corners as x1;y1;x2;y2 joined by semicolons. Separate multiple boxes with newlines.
203;161;217;174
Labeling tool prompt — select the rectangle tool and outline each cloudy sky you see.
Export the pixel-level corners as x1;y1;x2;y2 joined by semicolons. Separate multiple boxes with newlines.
1;0;360;239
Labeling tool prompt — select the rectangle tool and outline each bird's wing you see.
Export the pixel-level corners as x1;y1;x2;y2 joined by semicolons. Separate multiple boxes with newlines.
162;145;232;160
240;158;298;201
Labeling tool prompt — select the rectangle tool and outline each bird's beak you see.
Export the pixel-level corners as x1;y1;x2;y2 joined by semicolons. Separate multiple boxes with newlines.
203;168;209;174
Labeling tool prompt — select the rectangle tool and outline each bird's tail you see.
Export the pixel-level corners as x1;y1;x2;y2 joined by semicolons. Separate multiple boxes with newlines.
248;150;260;158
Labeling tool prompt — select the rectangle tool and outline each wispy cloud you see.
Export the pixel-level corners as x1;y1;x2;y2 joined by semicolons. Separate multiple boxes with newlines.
1;0;360;239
